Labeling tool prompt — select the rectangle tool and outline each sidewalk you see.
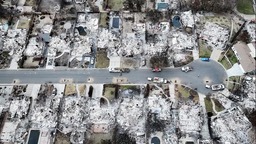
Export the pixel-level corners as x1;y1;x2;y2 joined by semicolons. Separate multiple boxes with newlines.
192;49;199;60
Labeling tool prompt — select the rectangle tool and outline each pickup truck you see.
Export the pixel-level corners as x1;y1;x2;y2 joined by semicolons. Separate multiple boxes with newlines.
153;77;168;84
211;84;225;91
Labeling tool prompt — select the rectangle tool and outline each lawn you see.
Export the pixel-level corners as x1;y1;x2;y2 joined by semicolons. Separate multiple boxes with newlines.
108;0;124;11
204;97;216;115
25;0;36;6
229;76;241;83
95;49;109;68
219;56;232;69
64;84;77;96
103;84;118;101
237;0;254;14
175;85;199;103
104;87;115;98
227;82;241;93
226;49;239;65
177;85;190;98
99;12;108;28
212;98;225;112
205;16;231;28
78;84;86;96
199;40;212;58
120;85;138;90
17;19;31;29
54;131;70;144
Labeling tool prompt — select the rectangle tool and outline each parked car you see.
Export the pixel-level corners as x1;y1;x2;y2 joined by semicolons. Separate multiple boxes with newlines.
201;58;210;61
141;58;146;66
152;67;162;72
211;84;225;91
90;57;94;65
205;84;211;89
147;77;152;81
181;66;193;72
121;68;130;73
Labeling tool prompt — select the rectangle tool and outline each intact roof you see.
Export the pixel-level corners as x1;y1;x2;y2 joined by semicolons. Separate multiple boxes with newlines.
233;41;256;72
247;42;256;58
157;3;169;10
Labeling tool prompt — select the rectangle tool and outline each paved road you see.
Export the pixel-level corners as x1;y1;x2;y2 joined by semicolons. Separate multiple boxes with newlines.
0;60;227;94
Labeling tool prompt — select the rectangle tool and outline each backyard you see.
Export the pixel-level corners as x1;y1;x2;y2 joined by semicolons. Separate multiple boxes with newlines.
237;0;254;14
96;49;110;68
204;15;231;28
54;130;70;144
99;12;108;28
108;0;124;11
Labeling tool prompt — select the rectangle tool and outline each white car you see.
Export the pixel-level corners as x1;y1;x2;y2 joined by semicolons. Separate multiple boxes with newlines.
205;84;211;89
147;77;152;81
211;84;225;91
181;66;193;72
90;57;94;65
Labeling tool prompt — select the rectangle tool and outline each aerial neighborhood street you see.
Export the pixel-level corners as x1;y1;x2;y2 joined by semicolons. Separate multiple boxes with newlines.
0;60;227;94
0;0;255;144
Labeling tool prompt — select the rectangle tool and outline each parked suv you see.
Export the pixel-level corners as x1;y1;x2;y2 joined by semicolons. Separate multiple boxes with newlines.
181;66;193;72
201;58;210;62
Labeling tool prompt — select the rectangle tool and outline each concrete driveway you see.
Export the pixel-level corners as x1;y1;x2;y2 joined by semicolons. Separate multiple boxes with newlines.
226;63;244;77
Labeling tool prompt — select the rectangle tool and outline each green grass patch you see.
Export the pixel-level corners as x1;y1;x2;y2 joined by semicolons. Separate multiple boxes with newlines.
96;50;109;68
17;19;31;29
237;0;254;14
205;16;231;27
120;85;137;90
204;97;216;115
175;85;199;103
229;76;241;83
120;85;141;94
227;82;241;93
99;12;108;28
226;49;238;65
199;40;212;58
212;98;225;112
177;85;190;98
104;87;115;97
103;84;118;101
25;0;36;6
219;57;232;69
108;0;124;11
